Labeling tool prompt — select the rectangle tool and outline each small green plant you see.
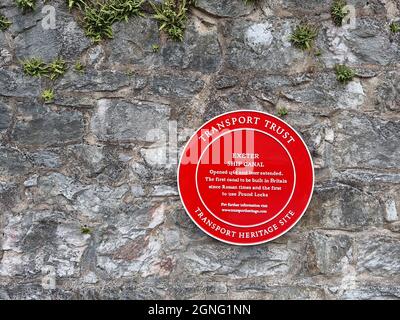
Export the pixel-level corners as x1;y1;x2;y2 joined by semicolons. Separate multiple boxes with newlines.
389;22;400;33
15;0;36;12
48;58;67;80
335;64;355;83
22;57;68;80
81;226;91;234
83;4;114;42
243;0;256;4
80;0;144;42
277;107;288;117
152;44;160;52
314;49;322;57
74;61;85;73
151;0;191;42
41;89;55;103
22;58;49;77
331;0;348;26
0;14;12;31
67;0;86;10
290;24;318;50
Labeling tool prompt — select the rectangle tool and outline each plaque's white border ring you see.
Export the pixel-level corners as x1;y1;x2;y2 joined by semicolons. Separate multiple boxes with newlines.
177;109;315;246
195;128;296;228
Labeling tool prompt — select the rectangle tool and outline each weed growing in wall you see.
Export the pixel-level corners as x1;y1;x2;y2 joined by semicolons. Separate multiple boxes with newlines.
68;0;195;43
335;64;355;83
22;57;70;101
41;89;55;103
277;107;288;117
22;57;69;79
151;0;195;41
48;58;67;80
74;61;85;73
22;58;49;77
390;22;400;33
15;0;36;12
290;24;318;50
68;0;144;43
67;0;86;10
0;14;12;31
314;49;322;57
331;0;348;26
81;226;91;234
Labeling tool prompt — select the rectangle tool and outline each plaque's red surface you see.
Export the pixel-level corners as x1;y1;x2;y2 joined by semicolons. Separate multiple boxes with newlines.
178;110;314;245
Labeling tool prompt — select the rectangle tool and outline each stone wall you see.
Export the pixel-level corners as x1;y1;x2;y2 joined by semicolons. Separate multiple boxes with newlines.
0;0;399;300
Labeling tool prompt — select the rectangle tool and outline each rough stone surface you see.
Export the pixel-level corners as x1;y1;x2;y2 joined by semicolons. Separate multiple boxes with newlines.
305;231;353;275
0;100;12;134
343;18;399;66
225;19;307;72
333;112;400;170
107;18;160;66
356;234;400;276
376;70;400;112
91;99;170;143
57;70;134;92
160;22;222;73
0;0;399;300
13;3;91;61
0;147;33;177
196;0;253;18
305;181;384;229
12;103;84;147
150;73;205;98
0;68;41;97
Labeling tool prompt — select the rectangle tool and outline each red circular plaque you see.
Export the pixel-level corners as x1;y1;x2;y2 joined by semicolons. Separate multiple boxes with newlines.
178;110;314;245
